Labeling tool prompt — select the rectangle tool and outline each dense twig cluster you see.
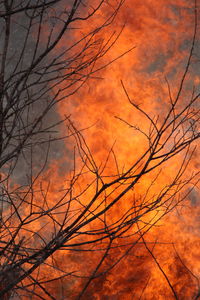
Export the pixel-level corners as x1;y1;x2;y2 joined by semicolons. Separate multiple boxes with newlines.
0;0;199;299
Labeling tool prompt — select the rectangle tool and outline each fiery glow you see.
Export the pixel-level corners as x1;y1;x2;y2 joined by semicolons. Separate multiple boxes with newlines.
5;0;199;299
37;0;200;299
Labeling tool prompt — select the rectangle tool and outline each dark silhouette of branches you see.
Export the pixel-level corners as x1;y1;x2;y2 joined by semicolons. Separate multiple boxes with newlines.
0;0;200;299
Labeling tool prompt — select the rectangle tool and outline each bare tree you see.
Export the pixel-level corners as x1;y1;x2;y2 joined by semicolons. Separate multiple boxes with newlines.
0;0;200;299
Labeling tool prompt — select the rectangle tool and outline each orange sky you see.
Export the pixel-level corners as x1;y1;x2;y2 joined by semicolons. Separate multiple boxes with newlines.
26;1;200;298
50;1;200;298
